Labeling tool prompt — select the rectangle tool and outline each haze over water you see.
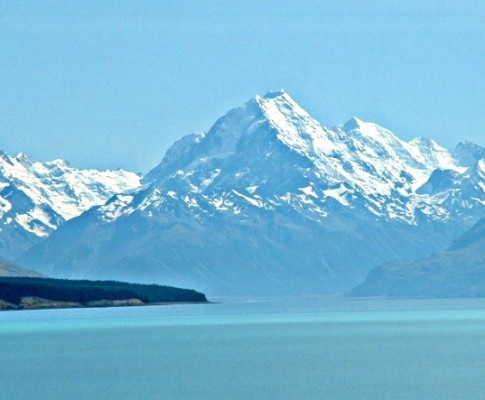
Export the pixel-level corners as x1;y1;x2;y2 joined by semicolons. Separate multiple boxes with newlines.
2;297;485;399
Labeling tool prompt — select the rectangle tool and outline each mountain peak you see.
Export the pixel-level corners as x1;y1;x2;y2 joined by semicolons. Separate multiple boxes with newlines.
254;89;298;110
15;152;34;168
45;159;71;168
343;116;364;130
453;140;485;167
455;140;482;149
341;117;395;141
15;152;31;159
0;150;11;164
410;136;437;147
263;89;288;99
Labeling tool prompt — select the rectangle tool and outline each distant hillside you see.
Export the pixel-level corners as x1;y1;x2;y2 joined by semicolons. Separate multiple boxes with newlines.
0;259;43;278
350;218;485;297
0;277;207;310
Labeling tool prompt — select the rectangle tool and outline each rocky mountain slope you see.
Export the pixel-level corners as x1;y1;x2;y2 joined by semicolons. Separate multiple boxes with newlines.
0;152;141;258
350;217;485;297
15;91;485;295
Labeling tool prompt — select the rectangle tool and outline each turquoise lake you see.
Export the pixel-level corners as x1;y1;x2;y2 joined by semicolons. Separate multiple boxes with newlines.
2;297;485;399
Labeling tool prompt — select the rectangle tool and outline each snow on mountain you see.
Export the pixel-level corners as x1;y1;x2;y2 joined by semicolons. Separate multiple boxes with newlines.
108;90;480;226
20;90;484;295
415;158;485;223
0;151;140;258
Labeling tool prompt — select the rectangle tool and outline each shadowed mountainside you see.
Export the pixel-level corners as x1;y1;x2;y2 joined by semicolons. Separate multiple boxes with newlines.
350;218;485;297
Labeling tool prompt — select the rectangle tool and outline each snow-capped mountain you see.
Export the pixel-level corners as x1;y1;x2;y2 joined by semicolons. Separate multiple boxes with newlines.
106;90;479;226
0;151;141;258
19;91;485;295
417;158;485;221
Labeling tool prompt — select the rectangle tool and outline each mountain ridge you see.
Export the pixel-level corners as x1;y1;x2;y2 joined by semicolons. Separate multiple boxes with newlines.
349;217;485;298
0;152;141;258
17;91;485;295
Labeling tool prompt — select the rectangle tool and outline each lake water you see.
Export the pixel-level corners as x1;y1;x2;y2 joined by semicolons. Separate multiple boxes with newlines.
2;297;485;399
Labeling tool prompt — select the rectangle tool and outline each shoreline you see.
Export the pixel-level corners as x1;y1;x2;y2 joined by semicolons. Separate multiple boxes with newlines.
0;297;210;312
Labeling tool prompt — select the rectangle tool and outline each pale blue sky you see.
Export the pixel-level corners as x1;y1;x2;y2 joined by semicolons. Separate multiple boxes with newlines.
1;1;484;172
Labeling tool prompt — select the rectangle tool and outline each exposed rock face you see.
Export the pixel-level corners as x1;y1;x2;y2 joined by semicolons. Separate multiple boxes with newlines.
0;299;17;310
85;298;144;307
0;296;146;310
19;296;81;309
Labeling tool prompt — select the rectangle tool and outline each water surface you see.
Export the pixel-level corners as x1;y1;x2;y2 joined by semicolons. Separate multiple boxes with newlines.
2;297;485;399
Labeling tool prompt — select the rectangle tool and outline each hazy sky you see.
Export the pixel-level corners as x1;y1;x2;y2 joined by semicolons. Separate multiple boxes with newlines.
1;1;484;172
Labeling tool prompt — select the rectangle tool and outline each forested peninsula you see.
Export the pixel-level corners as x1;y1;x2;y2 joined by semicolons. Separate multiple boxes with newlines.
0;277;207;310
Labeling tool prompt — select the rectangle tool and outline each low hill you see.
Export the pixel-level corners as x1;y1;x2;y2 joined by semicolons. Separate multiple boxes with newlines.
350;218;485;297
